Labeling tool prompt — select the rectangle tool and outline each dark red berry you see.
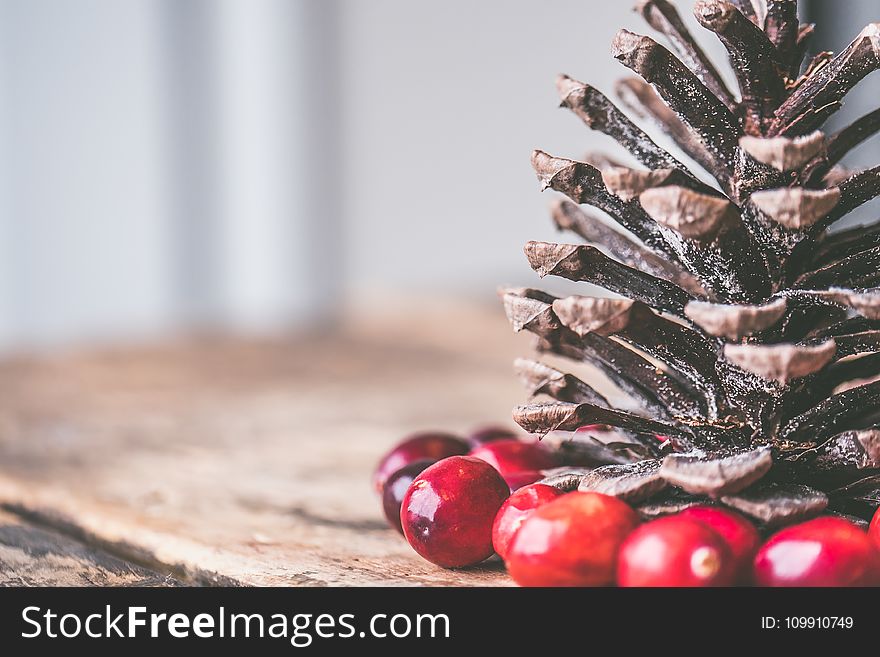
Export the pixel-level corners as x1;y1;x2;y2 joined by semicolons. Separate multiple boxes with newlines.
400;456;510;568
373;432;469;492
575;424;610;433
753;517;880;587
870;507;880;550
678;506;760;580
503;470;544;491
506;491;639;586
381;459;435;534
617;516;736;587
492;484;563;560
467;425;519;446
469;439;556;478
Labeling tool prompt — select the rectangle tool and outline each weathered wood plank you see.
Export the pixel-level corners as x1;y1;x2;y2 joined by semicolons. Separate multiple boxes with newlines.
0;301;533;586
0;509;180;587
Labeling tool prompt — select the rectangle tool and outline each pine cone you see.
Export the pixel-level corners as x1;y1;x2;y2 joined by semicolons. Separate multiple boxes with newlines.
505;0;880;528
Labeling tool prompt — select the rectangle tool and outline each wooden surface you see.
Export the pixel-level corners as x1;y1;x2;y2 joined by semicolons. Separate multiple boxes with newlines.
0;301;528;586
0;509;181;587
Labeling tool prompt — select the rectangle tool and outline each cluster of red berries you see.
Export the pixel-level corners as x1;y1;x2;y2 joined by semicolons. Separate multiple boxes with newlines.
375;429;880;586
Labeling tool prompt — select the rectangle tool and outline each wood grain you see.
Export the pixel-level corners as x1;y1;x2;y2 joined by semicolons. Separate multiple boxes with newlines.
0;509;180;587
0;300;526;586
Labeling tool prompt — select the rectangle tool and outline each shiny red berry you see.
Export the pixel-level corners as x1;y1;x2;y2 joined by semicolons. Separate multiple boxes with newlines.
678;506;760;580
381;459;435;534
503;470;544;491
469;439;556;478
373;432;469;492
617;516;736;587
869;507;880;550
492;484;563;560
753;517;880;587
575;424;610;433
506;491;639;586
401;456;510;568
467;425;520;446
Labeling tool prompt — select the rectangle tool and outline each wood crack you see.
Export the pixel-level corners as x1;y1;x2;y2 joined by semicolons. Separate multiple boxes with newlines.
0;502;238;587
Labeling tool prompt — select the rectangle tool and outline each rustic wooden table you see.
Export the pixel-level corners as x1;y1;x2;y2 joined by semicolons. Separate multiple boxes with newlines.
0;301;527;586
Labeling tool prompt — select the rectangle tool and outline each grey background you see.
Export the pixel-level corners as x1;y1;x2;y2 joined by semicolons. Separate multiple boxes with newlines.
0;0;876;350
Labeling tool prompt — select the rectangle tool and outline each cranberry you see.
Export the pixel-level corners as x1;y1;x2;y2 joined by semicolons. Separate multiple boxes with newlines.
506;491;639;586
381;460;435;534
492;484;563;560
373;432;469;492
617;516;736;587
469;439;556;478
753;517;880;587
504;470;544;491
468;425;520;446
400;456;510;568
575;424;610;433
678;506;760;580
870;507;880;550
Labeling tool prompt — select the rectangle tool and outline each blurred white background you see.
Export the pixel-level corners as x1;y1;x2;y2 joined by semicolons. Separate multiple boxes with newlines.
0;0;876;350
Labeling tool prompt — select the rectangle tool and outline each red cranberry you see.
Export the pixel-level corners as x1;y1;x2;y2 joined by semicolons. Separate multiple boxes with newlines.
400;456;509;568
870;507;880;550
373;432;469;492
678;506;760;580
492;484;563;560
575;424;610;433
467;425;520;446
381;460;435;534
506;492;639;586
504;470;544;491
617;516;736;587
753;517;880;587
469;439;556;478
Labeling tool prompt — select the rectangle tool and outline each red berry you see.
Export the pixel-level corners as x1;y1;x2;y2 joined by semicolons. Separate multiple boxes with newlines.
373;432;469;492
753;517;880;587
492;484;563;560
678;506;760;580
506;492;639;586
400;456;509;568
503;470;544;492
381;459;435;534
617;516;737;587
870;507;880;550
467;425;520;446
575;424;610;433
469;439;556;478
